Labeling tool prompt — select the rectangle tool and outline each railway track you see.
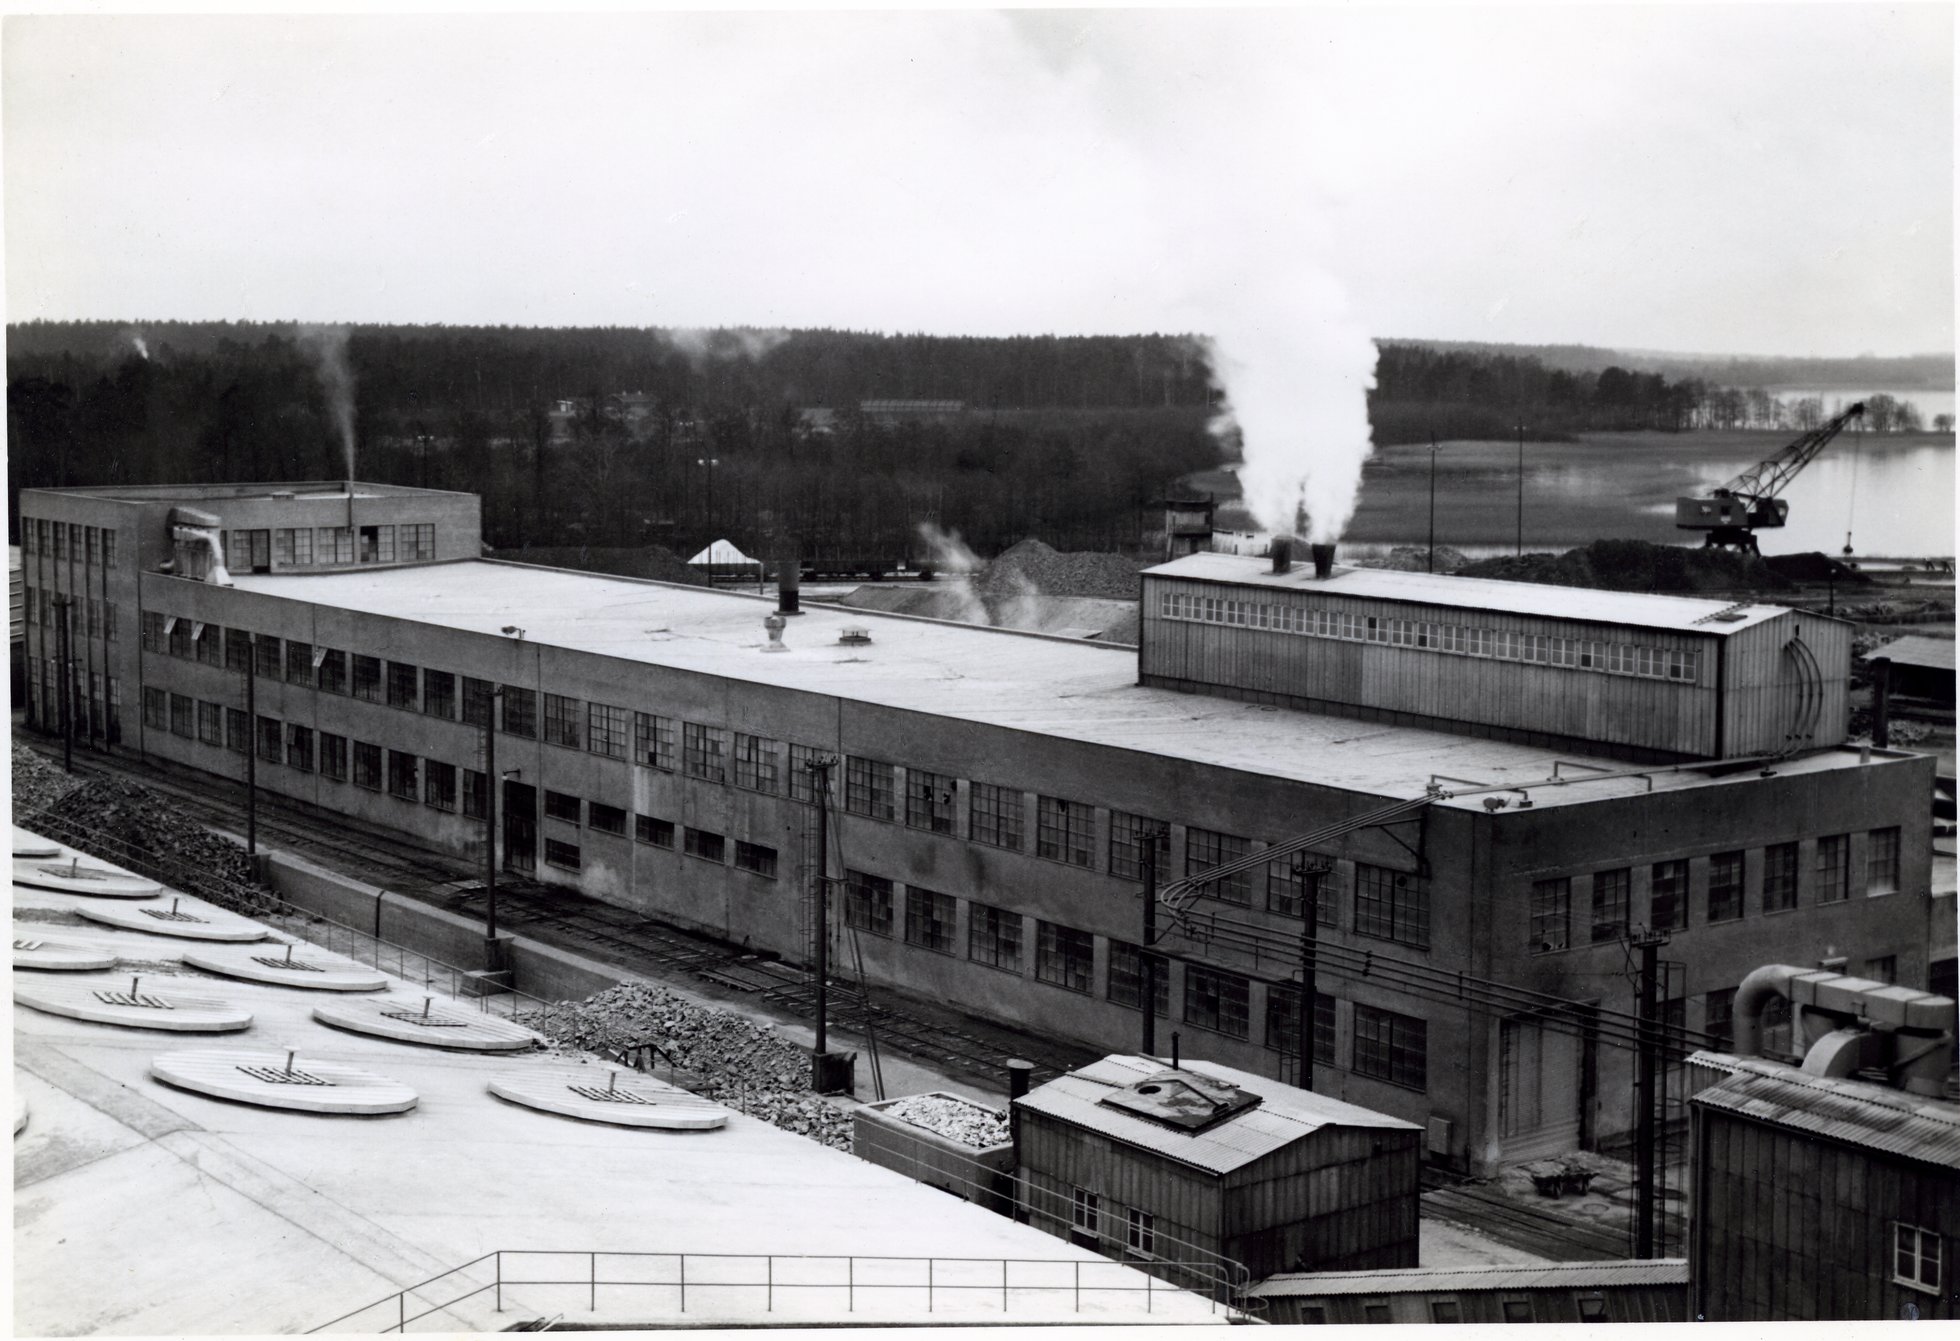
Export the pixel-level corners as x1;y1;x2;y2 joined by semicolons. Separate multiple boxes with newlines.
1419;1178;1686;1264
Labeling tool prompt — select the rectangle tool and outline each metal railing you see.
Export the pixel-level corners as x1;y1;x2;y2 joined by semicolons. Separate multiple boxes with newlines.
307;1248;1254;1332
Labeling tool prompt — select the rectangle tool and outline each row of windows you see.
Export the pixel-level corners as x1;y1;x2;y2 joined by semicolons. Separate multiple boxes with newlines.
23;518;118;568
222;522;437;572
1158;590;1701;685
22;589;119;642
26;662;121;740
1526;832;1904;952
1068;1190;1158;1257
537;788;779;878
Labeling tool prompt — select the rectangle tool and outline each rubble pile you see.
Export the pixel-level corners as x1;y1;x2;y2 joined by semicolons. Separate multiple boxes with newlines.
978;539;1144;601
1354;545;1471;574
530;982;855;1149
880;1094;1011;1148
31;777;271;913
1459;540;1792;594
11;745;85;815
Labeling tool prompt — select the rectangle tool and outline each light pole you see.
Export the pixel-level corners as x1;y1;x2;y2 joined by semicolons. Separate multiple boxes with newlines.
52;594;73;773
1427;434;1440;574
1515;418;1525;558
697;456;720;546
483;685;502;947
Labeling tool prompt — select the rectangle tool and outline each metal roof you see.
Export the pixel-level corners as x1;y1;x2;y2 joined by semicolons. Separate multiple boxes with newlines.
1868;634;1955;672
1250;1259;1689;1297
1687;1053;1960;1170
1014;1054;1418;1177
1144;552;1798;635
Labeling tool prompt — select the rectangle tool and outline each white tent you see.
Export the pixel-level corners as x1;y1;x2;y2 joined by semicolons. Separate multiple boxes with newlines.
687;539;760;567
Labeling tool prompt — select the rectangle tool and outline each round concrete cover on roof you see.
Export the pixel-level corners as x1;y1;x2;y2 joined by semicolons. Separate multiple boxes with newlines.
77;902;269;942
182;946;387;991
14;859;163;899
150;1049;418;1115
11;827;62;860
312;996;542;1051
12;933;121;972
15;977;254;1033
487;1062;729;1130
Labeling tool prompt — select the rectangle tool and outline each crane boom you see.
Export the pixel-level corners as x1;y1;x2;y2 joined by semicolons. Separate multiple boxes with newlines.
1675;401;1864;550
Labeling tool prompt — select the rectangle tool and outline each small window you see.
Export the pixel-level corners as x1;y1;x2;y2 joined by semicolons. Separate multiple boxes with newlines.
1894;1222;1942;1293
1364;1304;1391;1324
1107;940;1168;1016
286;724;315;773
844;755;896;821
588;802;627;836
387;750;419;801
684;828;726;863
587;702;629;759
734;841;777;878
1185;826;1252;905
462;769;487;818
544;838;581;871
1650;859;1689;929
635;712;676;769
1530;876;1571;952
1124;1208;1155;1257
1501;1300;1533;1324
423;760;456;811
1577;1295;1607;1323
256;714;283;763
320;733;348;782
969;904;1023;972
1591;868;1630;942
907;769;956;833
1035;921;1095;994
1429;1301;1461;1324
682;721;726;782
1036;796;1096;868
733;733;780;793
1184;965;1250;1039
544;790;582;824
461;677;495;727
970;781;1024;850
635;814;675;848
1071;1186;1099;1234
352;654;383;702
318;649;348;695
1707;851;1744;922
1761;842;1798;913
1867;827;1901;897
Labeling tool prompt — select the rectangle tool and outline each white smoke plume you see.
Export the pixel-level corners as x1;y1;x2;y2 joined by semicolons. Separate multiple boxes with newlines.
297;324;357;478
664;326;792;368
127;333;150;361
914;521;988;625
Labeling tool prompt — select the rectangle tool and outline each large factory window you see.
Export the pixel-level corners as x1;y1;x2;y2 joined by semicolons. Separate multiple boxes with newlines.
842;870;893;937
318;526;354;565
845;756;896;821
1106;941;1168;1016
968;904;1023;972
353;741;382;790
103;530;117;568
285;641;314;686
1265;985;1337;1065
1267;857;1338;927
588;802;626;835
321;733;348;782
387;662;420;711
545;694;586;749
141;611;165;653
169;618;194;659
198;701;223;746
788;744;827;802
1761;843;1798;913
1529;878;1571;953
1183;965;1250;1039
1866;827;1901;896
404;524;436;561
287;725;314;774
730;734;780;794
544;790;582;823
253;635;281;679
1707;851;1745;922
169;693;194;738
904;888;956;953
586;702;628;758
544;839;581;871
1649;860;1689;929
635;814;675;848
633;712;674;769
1352;1004;1427;1092
257;715;283;763
226;708;249;754
423;670;457;720
461;677;494;727
1354;864;1429;949
1591;869;1630;942
685;828;727;863
1035;921;1094;994
423;762;456;811
682;721;726;782
352;654;382;702
193;618;220;664
273;528;312;567
1108;811;1165;883
357;524;395;564
462;769;487;818
502;686;537;738
225;627;253;673
734;841;777;879
1036;797;1095;869
387;751;419;801
969;782;1025;851
907;769;956;833
1186;827;1251;905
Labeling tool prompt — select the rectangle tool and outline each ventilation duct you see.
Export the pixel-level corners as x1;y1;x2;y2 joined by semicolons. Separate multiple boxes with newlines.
1731;964;1955;1096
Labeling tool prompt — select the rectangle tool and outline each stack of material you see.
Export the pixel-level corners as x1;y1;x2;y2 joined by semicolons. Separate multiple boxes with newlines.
977;539;1144;601
26;776;269;912
879;1094;1010;1148
11;744;84;814
1356;545;1471;574
529;983;855;1149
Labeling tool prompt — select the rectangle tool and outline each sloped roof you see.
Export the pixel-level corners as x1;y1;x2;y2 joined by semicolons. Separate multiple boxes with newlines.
1686;1053;1960;1170
1014;1054;1417;1176
1145;552;1796;635
1868;634;1955;672
687;539;759;566
1251;1259;1689;1297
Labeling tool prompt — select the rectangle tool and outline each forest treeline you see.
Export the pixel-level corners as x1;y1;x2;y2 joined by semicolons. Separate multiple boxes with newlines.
6;322;1936;558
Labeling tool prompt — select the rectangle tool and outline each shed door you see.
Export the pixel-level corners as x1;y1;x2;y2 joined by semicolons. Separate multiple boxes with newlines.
1499;1016;1582;1161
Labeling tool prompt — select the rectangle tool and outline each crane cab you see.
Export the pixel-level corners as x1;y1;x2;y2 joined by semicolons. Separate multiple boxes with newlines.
1675;493;1789;549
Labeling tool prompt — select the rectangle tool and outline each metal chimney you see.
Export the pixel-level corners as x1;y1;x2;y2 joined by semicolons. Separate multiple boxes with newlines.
1310;543;1336;579
776;547;801;616
1270;537;1293;574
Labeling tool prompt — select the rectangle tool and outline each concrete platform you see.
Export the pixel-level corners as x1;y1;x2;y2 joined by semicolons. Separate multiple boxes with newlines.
13;858;162;898
15;977;255;1033
12;933;121;972
11;824;61;858
77;901;270;942
150;1048;420;1115
486;1062;731;1129
313;995;542;1051
185;945;389;991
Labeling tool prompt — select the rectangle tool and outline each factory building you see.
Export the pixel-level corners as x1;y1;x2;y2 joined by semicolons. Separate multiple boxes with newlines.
16;482;1937;1175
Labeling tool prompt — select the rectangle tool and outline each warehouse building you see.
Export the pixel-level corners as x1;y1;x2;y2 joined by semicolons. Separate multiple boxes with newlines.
15;482;1938;1174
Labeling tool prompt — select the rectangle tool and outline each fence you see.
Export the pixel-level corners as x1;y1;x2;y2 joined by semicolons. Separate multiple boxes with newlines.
307;1249;1253;1331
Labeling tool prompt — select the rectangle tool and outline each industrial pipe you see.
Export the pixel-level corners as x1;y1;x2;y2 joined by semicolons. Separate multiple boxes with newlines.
1730;964;1806;1057
1270;538;1293;574
1310;543;1336;579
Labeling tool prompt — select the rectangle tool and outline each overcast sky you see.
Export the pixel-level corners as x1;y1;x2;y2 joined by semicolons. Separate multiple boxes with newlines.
4;6;1952;357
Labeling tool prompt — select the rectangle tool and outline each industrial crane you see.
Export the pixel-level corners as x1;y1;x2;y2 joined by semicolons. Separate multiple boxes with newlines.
1674;402;1865;551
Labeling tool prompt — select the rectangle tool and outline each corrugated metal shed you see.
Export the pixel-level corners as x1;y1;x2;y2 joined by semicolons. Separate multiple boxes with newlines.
1145;553;1795;635
1250;1258;1690;1297
1868;634;1955;672
1014;1054;1417;1176
1688;1054;1960;1169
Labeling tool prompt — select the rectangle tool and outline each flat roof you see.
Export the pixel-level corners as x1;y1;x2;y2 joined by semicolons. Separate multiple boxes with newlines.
1687;1054;1960;1170
1145;552;1796;635
25;479;467;503
1870;634;1956;672
223;560;1893;811
1250;1258;1689;1297
1015;1055;1419;1176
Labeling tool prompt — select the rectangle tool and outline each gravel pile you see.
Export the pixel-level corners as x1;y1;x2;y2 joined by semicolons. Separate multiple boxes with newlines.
880;1094;1010;1148
26;776;271;914
11;745;86;815
529;982;855;1149
1355;545;1471;574
978;539;1144;601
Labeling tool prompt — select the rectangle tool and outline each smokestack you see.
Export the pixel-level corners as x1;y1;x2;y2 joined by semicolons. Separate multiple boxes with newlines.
776;543;802;615
1270;537;1293;574
1311;543;1335;579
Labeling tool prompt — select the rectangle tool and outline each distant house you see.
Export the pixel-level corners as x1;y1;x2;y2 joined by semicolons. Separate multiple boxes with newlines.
860;399;966;426
796;407;837;438
607;391;658;427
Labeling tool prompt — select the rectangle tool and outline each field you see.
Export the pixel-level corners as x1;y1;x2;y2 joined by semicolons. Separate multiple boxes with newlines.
1189;430;1955;557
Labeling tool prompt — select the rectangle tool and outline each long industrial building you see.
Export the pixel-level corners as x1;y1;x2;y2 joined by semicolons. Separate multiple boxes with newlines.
16;481;1938;1174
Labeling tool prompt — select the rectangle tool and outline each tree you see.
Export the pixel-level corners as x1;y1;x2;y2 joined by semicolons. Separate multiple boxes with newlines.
1933;413;1954;433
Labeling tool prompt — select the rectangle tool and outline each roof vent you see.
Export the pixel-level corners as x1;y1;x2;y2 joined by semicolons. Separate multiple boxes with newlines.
1097;1068;1262;1133
838;626;872;646
1696;602;1753;625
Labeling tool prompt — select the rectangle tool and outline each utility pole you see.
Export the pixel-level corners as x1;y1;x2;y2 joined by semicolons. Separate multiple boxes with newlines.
1515;418;1525;558
1632;927;1670;1259
1427;434;1439;574
244;640;258;856
1295;858;1320;1091
1139;828;1164;1055
53;595;73;773
483;686;501;945
810;757;835;1067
